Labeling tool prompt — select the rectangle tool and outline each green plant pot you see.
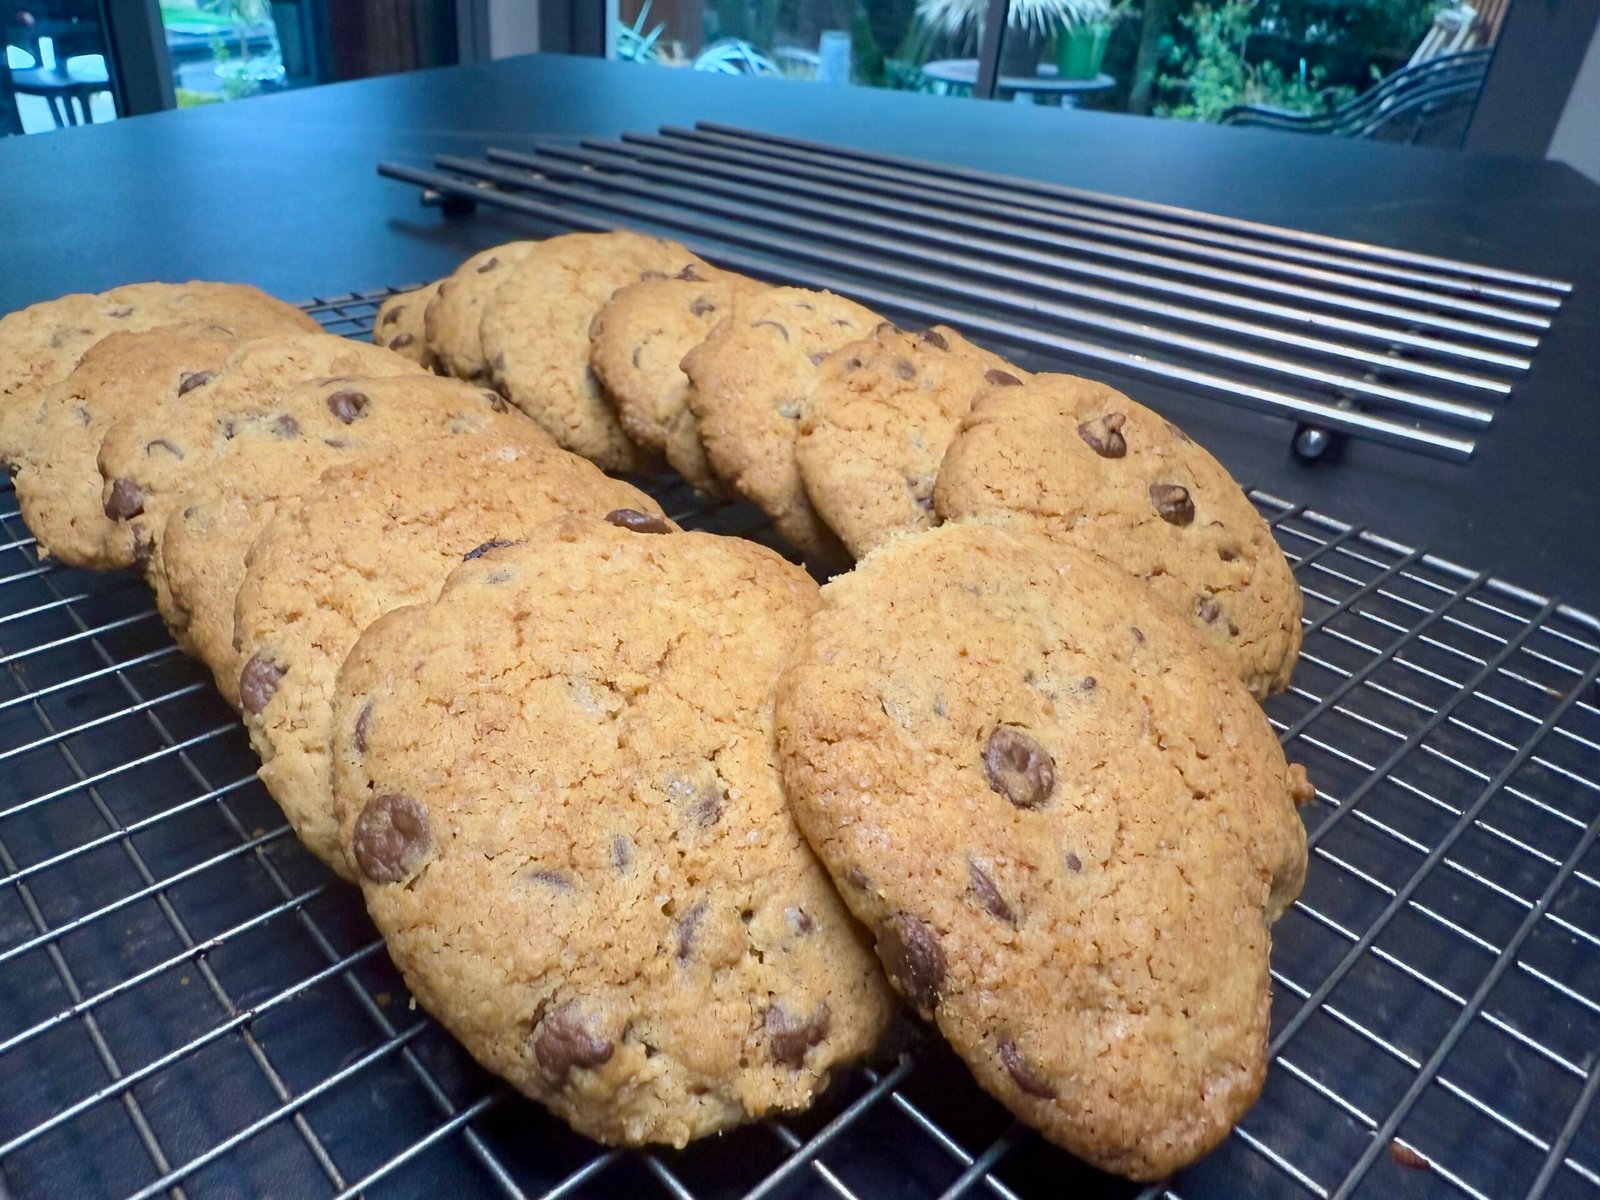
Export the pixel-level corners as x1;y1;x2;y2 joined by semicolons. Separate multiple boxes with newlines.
1055;25;1109;80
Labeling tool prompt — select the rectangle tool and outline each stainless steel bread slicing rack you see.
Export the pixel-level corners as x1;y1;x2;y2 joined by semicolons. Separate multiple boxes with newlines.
377;122;1573;465
0;283;1597;1200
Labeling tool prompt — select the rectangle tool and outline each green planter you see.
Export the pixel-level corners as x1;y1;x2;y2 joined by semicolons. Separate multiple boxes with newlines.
1055;24;1109;80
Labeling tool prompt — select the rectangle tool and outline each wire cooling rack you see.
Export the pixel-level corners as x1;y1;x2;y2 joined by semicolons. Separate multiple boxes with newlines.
0;287;1597;1200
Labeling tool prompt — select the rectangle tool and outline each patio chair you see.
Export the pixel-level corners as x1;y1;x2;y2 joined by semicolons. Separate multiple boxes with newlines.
1221;48;1491;146
4;0;112;126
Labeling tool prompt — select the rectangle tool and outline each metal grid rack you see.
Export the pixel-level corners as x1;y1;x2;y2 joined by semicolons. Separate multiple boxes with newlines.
379;123;1574;464
0;287;1596;1200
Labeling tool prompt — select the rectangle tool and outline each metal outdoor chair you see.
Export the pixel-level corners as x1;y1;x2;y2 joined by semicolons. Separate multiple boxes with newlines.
4;0;113;127
1221;48;1492;146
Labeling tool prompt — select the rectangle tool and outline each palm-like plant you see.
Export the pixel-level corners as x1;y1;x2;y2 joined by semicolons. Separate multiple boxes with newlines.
916;0;1112;37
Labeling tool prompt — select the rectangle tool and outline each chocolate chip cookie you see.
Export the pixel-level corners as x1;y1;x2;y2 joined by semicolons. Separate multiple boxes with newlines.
94;331;429;570
933;374;1302;698
424;243;541;381
682;287;880;565
480;231;710;473
775;521;1308;1179
233;436;665;878
589;269;768;497
329;517;894;1146
373;283;441;368
0;281;316;467
15;324;246;568
156;375;553;703
795;323;1027;558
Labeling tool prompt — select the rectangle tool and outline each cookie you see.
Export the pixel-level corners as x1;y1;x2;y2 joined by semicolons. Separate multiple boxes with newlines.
795;324;1028;558
424;243;541;381
156;375;554;703
373;283;441;368
774;521;1308;1179
95;331;429;569
233;436;665;879
682;287;880;564
329;518;894;1146
480;231;709;472
589;271;767;497
934;374;1302;697
0;281;316;466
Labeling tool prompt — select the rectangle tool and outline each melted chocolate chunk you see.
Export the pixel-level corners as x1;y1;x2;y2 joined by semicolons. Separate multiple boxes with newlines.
605;508;672;535
475;255;501;273
878;913;945;1012
104;477;145;520
689;297;716;318
533;1002;614;1081
238;652;284;715
325;389;369;424
1064;852;1083;873
351;792;432;884
1076;412;1127;458
1149;483;1195;526
919;328;949;350
999;1038;1056;1098
984;369;1022;387
353;701;373;754
983;726;1056;809
145;438;184;460
177;370;216;397
381;305;404;326
893;358;916;381
1196;596;1221;624
766;1002;831;1067
273;415;300;439
675;897;708;963
752;319;790;341
464;538;513;561
389;332;416;349
968;860;1015;924
611;835;633;872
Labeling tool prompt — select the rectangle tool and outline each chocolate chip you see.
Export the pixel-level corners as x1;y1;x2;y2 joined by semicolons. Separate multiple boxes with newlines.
968;860;1015;924
326;389;368;424
1196;596;1221;624
677;264;705;282
894;358;916;381
878;913;945;1012
842;357;862;373
605;508;671;535
1228;622;1240;637
1131;626;1145;643
845;866;871;891
1064;852;1082;873
999;1038;1056;1099
177;369;216;396
475;255;501;273
1076;412;1127;459
238;652;284;715
785;906;814;935
675;897;708;963
984;369;1022;387
1150;483;1195;526
809;351;828;366
464;538;513;561
766;1002;830;1067
273;415;300;439
353;701;373;754
526;868;572;890
1220;547;1238;562
1081;676;1097;692
533;1002;614;1081
104;477;145;520
611;835;633;872
145;438;184;459
1164;418;1192;443
983;727;1055;810
389;332;416;349
351;792;432;884
381;305;404;326
106;305;133;319
874;321;899;336
920;328;949;350
689;297;715;318
752;319;789;341
481;390;508;412
688;782;722;828
73;404;91;427
830;317;853;327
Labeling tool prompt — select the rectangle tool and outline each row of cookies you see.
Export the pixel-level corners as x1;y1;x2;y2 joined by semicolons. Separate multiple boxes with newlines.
376;233;1301;698
0;283;899;1150
0;246;1308;1178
